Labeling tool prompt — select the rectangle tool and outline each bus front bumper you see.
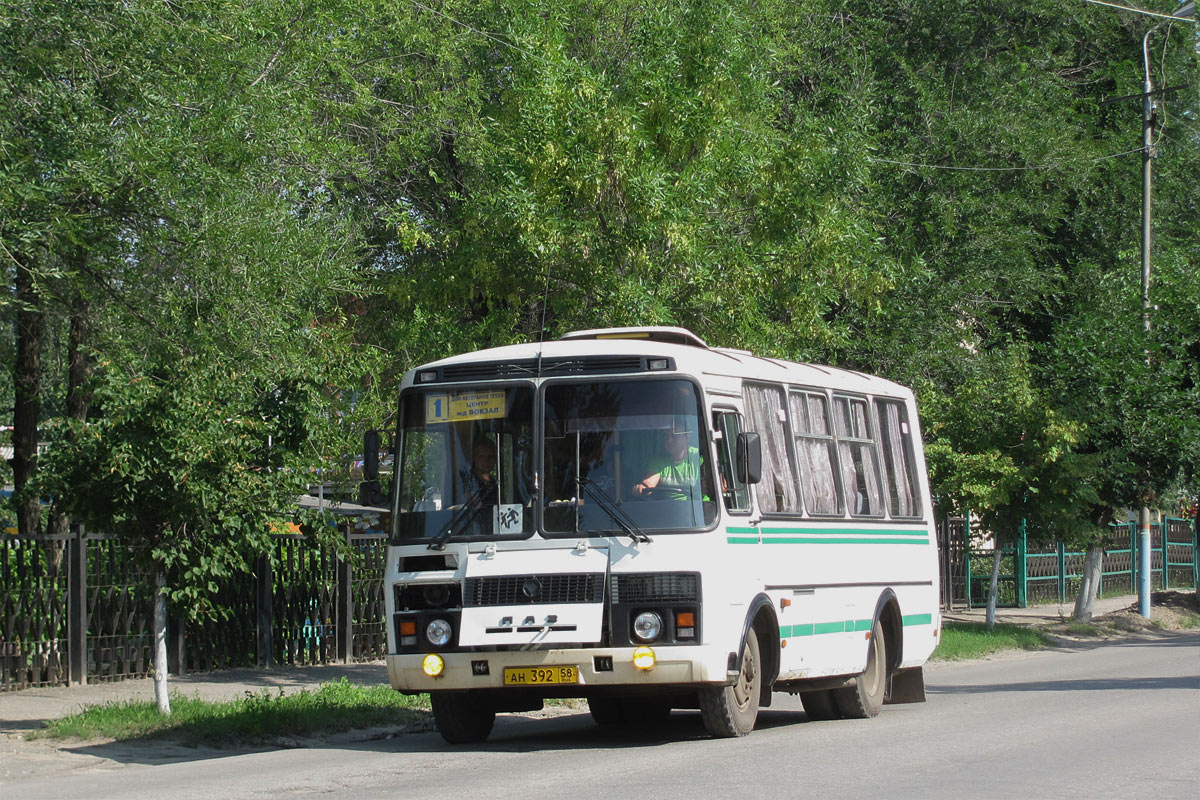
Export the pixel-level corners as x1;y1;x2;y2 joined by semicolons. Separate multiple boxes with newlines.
386;644;732;693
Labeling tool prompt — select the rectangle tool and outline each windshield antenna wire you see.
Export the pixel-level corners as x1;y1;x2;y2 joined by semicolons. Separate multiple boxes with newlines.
536;258;553;377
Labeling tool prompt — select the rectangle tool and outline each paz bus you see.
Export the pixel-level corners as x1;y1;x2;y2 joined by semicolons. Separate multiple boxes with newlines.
375;327;940;743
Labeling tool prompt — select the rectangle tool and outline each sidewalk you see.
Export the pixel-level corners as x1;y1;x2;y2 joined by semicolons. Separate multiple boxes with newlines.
941;593;1139;626
0;660;389;736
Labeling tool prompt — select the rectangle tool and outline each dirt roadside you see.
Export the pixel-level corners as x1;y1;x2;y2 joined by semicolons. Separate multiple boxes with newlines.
942;590;1200;643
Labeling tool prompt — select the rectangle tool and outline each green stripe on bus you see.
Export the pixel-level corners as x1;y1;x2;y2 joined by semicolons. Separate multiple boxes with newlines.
780;618;886;640
759;537;929;545
727;536;760;544
902;613;933;626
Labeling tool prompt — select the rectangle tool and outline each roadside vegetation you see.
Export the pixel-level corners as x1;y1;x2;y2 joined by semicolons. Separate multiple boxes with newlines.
933;622;1055;662
31;679;430;745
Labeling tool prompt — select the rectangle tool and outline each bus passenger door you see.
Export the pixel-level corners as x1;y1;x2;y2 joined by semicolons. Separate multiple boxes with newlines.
713;410;752;515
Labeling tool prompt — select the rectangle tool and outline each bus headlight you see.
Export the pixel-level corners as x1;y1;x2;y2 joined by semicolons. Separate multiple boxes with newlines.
422;653;445;677
426;618;452;647
633;611;663;643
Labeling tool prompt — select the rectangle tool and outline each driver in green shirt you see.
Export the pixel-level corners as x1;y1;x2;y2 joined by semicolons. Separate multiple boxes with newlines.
632;430;700;500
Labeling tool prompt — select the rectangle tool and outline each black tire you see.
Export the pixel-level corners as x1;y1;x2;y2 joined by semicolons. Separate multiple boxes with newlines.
833;618;887;719
799;689;840;721
588;695;625;725
431;692;496;744
699;628;761;737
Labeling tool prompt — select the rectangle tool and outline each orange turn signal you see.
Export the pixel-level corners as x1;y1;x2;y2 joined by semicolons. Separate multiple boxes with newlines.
676;612;695;627
400;620;417;636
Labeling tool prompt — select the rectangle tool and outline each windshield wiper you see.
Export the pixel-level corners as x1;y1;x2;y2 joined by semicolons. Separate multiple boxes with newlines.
427;503;484;551
577;477;651;544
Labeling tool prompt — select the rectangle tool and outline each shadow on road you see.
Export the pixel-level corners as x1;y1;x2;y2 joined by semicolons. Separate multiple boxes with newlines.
53;704;839;768
928;674;1197;695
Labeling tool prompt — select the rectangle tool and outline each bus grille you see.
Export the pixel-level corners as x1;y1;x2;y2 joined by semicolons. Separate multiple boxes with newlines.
611;573;700;604
466;574;603;606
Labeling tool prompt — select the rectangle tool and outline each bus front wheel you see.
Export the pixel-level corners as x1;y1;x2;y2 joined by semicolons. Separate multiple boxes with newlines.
834;618;887;719
431;691;496;744
699;628;761;737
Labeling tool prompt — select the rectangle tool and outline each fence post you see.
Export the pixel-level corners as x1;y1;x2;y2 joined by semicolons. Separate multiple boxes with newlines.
338;523;354;664
1129;522;1137;591
68;522;87;686
1056;541;1066;605
1192;518;1198;589
1159;517;1169;590
256;554;274;667
1016;520;1028;608
964;511;973;607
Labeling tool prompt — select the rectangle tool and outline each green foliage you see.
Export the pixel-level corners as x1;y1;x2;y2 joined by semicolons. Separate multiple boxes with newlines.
933;621;1053;661
4;1;1198;566
34;679;429;744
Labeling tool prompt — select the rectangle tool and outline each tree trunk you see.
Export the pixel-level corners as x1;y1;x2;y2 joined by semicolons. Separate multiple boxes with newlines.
985;545;1002;630
1073;543;1104;622
46;291;92;542
12;256;44;537
154;568;172;715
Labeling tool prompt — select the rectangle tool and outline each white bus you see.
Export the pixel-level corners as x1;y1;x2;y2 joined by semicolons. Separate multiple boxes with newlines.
377;326;941;743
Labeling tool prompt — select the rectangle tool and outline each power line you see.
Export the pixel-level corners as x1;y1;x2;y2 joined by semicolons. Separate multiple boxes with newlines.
1076;0;1198;22
866;146;1145;172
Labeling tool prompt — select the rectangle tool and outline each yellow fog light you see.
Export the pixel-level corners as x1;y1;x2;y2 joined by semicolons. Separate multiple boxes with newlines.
422;653;445;677
632;646;656;671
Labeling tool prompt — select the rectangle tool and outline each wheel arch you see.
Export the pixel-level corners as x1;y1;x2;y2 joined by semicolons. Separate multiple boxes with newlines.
733;593;780;705
872;589;903;675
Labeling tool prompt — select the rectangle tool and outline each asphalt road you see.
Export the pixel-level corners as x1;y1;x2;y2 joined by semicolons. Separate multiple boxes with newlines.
5;632;1198;799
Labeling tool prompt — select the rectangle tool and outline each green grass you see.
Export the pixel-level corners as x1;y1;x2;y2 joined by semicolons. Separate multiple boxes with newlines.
933;621;1054;661
32;678;430;745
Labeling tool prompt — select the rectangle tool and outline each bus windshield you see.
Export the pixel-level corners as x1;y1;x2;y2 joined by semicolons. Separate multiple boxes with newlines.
393;385;535;543
543;379;716;535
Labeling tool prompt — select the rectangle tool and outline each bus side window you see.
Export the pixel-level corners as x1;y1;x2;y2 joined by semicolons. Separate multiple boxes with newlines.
713;411;751;513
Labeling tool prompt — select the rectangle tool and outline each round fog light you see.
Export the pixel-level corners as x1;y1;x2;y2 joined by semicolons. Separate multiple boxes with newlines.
426;618;452;646
632;611;663;642
422;653;445;677
632;646;656;671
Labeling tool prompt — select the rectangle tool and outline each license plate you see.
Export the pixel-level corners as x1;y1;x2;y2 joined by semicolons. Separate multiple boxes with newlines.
503;666;579;686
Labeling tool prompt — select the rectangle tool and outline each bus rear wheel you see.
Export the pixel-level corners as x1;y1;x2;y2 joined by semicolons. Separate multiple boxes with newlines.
834;618;887;719
431;691;496;744
699;628;761;737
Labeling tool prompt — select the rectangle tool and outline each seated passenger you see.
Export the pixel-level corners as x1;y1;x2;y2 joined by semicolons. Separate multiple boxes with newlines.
632;430;700;500
459;439;499;510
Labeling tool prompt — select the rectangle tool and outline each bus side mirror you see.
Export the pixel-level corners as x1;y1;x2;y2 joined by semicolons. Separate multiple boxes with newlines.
736;432;762;485
359;429;385;506
363;430;381;481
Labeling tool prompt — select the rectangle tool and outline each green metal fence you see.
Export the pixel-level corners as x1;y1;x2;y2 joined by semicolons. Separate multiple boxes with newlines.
960;516;1197;609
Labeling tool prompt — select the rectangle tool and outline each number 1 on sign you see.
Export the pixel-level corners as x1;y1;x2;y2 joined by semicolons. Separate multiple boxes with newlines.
426;394;450;424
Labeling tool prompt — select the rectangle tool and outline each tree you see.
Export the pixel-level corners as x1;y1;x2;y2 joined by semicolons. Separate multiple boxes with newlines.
21;0;382;712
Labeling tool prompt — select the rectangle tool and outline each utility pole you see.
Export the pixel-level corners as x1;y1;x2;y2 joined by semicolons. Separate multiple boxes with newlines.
1138;22;1157;621
1136;2;1195;618
1101;3;1196;618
